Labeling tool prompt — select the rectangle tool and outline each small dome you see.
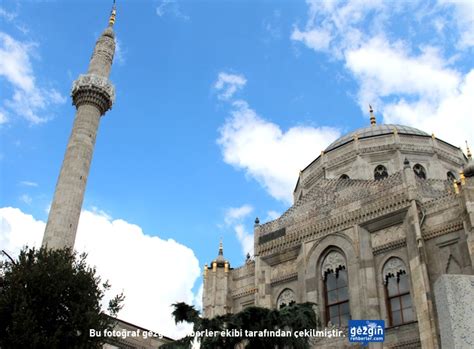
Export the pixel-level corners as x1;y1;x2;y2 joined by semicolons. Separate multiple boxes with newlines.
325;124;429;152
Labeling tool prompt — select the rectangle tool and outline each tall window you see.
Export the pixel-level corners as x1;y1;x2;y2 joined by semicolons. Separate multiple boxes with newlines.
413;164;426;179
383;258;414;326
322;251;350;326
374;165;388;180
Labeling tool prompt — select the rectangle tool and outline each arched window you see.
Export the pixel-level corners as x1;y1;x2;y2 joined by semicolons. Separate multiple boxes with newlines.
383;258;414;326
413;164;426;179
340;174;350;180
322;251;350;326
447;171;456;182
374;165;388;180
277;289;295;309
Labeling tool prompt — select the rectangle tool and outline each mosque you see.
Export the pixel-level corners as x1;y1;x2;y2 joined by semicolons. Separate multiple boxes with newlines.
203;109;474;348
39;2;474;348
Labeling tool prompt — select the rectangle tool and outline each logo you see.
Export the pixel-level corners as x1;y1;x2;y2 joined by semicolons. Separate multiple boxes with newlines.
348;320;384;346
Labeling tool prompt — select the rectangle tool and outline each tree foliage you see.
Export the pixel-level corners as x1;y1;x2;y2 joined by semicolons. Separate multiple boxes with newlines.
163;302;318;349
0;247;124;348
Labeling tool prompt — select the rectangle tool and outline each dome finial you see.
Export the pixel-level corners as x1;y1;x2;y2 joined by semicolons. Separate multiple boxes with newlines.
109;0;117;27
466;141;472;160
218;238;223;256
369;105;376;126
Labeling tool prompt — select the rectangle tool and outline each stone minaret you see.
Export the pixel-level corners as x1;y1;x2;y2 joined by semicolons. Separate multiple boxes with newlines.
42;6;117;249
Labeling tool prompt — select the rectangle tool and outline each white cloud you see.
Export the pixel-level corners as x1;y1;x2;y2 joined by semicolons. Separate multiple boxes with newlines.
263;10;282;41
292;1;474;148
439;0;474;49
382;69;474;146
345;38;473;146
234;224;254;257
193;283;203;311
218;100;340;203
266;210;280;221
291;28;332;52
0;7;16;22
114;36;126;65
156;0;189;21
0;109;7;124
223;205;254;257
214;72;247;100
224;204;253;225
0;32;66;124
346;39;460;103
19;180;38;187
292;0;388;58
0;207;201;339
0;207;43;253
19;194;32;205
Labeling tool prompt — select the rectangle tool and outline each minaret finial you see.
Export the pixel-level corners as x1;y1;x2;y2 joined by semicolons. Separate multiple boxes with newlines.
369;105;376;126
109;0;117;27
466;141;472;160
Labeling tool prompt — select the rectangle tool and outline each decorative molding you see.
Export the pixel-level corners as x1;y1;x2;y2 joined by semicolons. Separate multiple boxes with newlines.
373;238;407;256
387;338;421;349
422;220;463;240
277;289;296;309
71;74;115;115
321;251;346;277
258;192;411;256
231;286;258;299
422;192;459;214
261;244;300;266
271;272;298;287
383;257;406;283
231;262;255;281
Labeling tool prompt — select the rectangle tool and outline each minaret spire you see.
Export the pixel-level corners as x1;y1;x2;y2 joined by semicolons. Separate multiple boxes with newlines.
109;0;117;27
42;7;117;249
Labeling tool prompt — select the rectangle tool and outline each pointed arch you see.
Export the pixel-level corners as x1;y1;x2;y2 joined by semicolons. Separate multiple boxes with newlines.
446;254;461;274
277;288;296;309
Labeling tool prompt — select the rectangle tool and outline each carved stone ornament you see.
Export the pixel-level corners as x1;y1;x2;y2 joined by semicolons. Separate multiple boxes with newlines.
71;74;115;114
321;251;346;277
277;289;295;309
383;257;406;284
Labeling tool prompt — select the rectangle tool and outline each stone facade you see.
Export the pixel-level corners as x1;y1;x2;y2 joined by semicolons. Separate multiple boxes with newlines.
203;123;474;348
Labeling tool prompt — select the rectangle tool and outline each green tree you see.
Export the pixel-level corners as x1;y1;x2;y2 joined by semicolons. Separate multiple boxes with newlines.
163;302;319;349
0;247;125;348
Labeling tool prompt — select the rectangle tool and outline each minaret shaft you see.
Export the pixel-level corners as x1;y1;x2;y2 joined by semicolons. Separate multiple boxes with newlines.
42;16;116;249
42;105;101;249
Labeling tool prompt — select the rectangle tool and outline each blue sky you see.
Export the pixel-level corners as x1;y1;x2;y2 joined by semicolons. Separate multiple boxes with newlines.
1;0;473;338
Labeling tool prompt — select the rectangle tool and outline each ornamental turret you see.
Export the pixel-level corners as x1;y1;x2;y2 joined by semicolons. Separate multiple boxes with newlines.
203;241;231;318
42;4;117;249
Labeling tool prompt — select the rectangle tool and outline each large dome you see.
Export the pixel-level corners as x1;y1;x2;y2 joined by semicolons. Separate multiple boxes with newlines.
325;124;430;152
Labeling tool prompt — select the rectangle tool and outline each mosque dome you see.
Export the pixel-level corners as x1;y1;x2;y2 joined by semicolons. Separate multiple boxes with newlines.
293;116;467;203
325;124;430;152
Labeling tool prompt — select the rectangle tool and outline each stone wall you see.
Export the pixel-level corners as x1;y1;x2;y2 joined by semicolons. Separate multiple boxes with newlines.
434;274;474;349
